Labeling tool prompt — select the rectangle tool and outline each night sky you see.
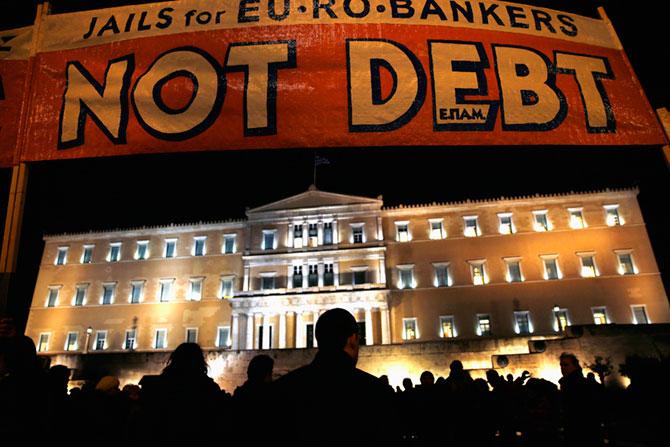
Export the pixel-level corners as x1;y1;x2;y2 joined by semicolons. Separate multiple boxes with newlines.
1;1;668;331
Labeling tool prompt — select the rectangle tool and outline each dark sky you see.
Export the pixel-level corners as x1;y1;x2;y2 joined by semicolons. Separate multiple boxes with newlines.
1;1;669;331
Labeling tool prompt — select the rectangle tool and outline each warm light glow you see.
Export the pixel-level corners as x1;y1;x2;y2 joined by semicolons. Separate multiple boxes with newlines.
569;210;586;229
581;266;597;278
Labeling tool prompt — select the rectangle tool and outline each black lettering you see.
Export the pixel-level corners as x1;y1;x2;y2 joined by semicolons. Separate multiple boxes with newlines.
450;1;473;23
558;14;577;36
83;16;97;39
137;11;151;31
479;2;503;26
531;9;555;33
313;0;338;18
156;8;174;29
124;13;136;33
390;0;414;19
343;0;370;18
239;0;261;23
97;16;120;37
421;0;447;20
506;5;529;29
269;0;290;21
471;108;484;120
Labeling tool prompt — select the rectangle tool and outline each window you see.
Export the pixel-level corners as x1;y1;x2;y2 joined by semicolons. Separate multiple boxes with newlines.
439;316;456;338
260;273;276;291
164;239;177;258
514;311;533;334
553;308;570;332
133;240;148;260
631;305;649;324
101;283;116;305
433;263;452;287
293;224;304;248
477;314;492;336
130;281;144;304
357;321;367;346
604;204;624;226
46;286;60;307
220;276;234;299
262;230;277;250
108;242;122;262
73;284;88;306
463;216;480;237
38;333;50;352
568;208;586;229
469;261;488;285
498;213;515;235
186;328;198;343
308;223;318;246
395;221;410;242
397;265;415;289
403;318;418;340
154;329;168;349
94;331;107;350
55;247;68;265
65;332;78;351
223;234;236;254
308;264;318;287
352;268;368;285
351;224;365;244
306;324;314;348
193;236;206;256
532;210;551;232
217;326;231;348
188;278;203;301
124;329;137;350
81;245;94;263
323;263;334;286
323;222;334;245
429;219;446;239
292;265;303;288
504;258;524;283
615;251;637;275
541;255;562;280
592;307;608;325
578;253;599;278
158;279;174;302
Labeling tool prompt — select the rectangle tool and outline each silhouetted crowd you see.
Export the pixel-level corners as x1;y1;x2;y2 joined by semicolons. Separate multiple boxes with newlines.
1;311;668;447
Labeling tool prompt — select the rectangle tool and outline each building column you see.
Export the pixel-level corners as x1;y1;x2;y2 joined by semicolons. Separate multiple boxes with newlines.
262;314;271;350
333;262;340;287
377;216;384;240
231;313;240;350
381;307;390;345
302;221;308;247
379;255;386;284
365;308;374;346
243;264;250;291
287;264;294;290
296;311;305;348
287;223;294;248
302;262;309;288
317;261;324;287
317;221;324;245
332;221;338;244
279;312;287;349
245;313;254;349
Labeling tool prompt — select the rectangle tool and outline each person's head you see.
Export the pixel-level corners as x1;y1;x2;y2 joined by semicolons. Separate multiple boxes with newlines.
402;377;413;391
95;375;120;395
379;375;390;386
247;354;274;383
486;369;501;385
48;365;71;392
420;370;435;386
450;360;464;372
315;308;360;362
163;342;208;377
559;352;581;377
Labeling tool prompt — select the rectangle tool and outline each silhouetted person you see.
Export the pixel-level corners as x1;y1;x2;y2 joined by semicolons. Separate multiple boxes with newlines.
231;354;274;442
559;353;603;447
519;378;560;447
402;377;414;392
272;308;395;447
486;369;516;447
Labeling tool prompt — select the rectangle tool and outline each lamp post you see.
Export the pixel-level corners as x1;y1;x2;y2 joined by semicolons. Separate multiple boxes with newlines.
553;305;564;333
84;326;93;353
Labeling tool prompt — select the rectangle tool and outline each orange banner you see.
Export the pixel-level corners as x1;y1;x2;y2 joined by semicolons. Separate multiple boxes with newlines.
7;1;669;165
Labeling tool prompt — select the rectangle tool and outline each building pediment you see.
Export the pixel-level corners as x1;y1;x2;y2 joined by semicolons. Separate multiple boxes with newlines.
246;186;383;216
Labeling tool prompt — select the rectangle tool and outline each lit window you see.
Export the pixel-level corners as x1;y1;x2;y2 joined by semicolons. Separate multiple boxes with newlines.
293;224;304;248
37;333;50;352
81;245;94;264
130;281;144;304
73;284;88;306
514;311;533;334
186;328;198;343
395;221;411;242
223;234;236;254
135;240;149;260
631;305;649;324
193;236;207;256
498;213;515;235
463;216;480;237
308;223;319;246
403;318;418;340
55;247;68;265
262;230;277;250
469;260;488;285
592;307;608;325
532;210;551;232
154;329;168;349
323;222;334;245
65;332;78;351
94;331;107;350
158;279;174;302
615;251;637;275
433;263;452;287
568;208;586;229
46;286;60;307
429;219;446;239
308;264;318;287
352;268;368;285
260;273;276;290
189;278;203;301
477;314;492;336
439;316;456;338
217;326;231;348
164;239;177;258
541;255;562;280
323;263;335;286
108;242;122;262
124;329;137;350
351;224;365;244
578;253;599;278
553;307;570;332
292;265;303;288
220;276;234;299
101;283;116;305
397;265;415;289
604;204;624;226
504;258;524;283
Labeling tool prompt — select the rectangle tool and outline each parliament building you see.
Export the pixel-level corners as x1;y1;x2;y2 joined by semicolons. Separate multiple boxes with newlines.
25;187;670;356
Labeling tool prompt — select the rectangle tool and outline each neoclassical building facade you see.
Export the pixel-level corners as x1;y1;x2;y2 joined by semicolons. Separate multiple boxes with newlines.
25;187;670;356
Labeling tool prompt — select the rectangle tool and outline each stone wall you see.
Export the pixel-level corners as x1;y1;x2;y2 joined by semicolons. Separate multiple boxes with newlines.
46;323;670;391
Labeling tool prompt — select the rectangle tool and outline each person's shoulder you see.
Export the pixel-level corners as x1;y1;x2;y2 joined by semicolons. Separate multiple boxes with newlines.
274;364;313;386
